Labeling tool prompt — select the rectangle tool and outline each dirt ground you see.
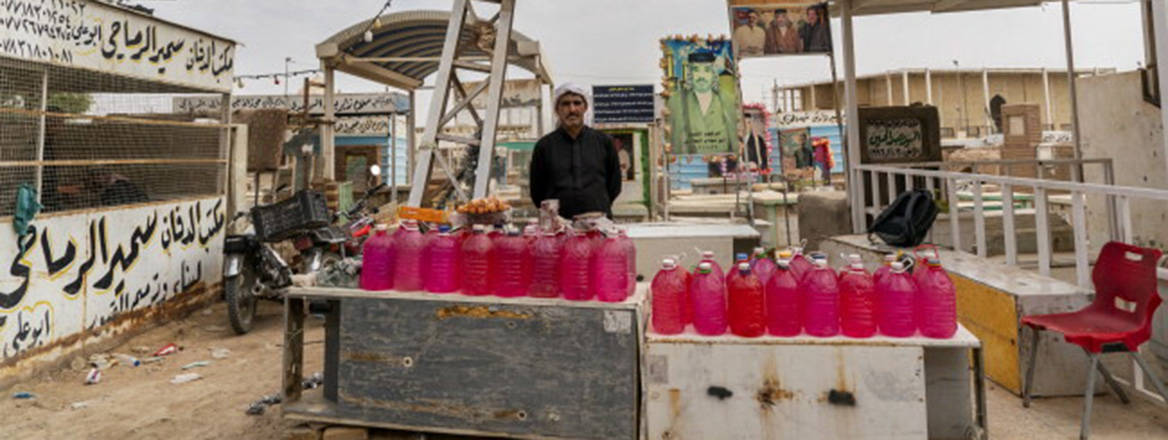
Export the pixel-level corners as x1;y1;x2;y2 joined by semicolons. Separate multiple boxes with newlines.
3;299;1168;440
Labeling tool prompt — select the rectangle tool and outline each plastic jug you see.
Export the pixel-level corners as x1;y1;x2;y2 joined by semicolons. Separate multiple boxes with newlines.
559;231;596;300
873;254;897;285
839;262;878;338
392;220;426;291
493;228;532;297
750;247;778;285
788;247;813;282
765;259;801;336
725;252;749;287
460;225;494;296
876;262;917;337
728;263;766;337
423;226;460;293
620;230;637;297
915;257;958;338
698;250;725;283
651;258;688;335
690;262;727;336
838;254;864;279
359;225;394;291
592;230;631;302
528;231;563;298
801;259;840;337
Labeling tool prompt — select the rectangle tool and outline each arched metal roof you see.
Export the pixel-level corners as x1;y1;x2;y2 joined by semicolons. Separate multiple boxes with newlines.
315;10;552;91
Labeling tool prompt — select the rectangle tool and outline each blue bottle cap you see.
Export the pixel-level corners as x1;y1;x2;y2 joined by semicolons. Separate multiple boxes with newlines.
736;252;748;261
438;225;451;233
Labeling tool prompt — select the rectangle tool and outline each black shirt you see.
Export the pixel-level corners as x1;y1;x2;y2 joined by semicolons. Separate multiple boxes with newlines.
529;126;622;219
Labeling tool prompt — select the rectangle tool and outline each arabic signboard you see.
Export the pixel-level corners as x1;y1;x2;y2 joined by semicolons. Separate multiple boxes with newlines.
858;106;941;164
461;78;542;109
172;93;409;116
592;84;655;124
0;0;236;92
774;110;838;128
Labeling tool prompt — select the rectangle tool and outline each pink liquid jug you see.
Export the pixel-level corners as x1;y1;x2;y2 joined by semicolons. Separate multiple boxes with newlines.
359;225;394;291
876;262;917;337
698;251;725;283
620;230;637;297
728;263;766;337
493;228;532;297
651;258;688;334
392;220;425;291
750;247;778;286
460;225;494;296
873;254;897;285
690;262;727;335
788;248;813;282
559;231;596;300
765;259;801;336
801;259;840;337
592;231;630;302
915;258;958;338
528;231;562;298
839;263;878;338
423;225;460;293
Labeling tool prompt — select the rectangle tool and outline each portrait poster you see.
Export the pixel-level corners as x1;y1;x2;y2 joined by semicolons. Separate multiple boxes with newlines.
610;132;636;181
779;127;815;178
660;37;741;155
727;1;832;58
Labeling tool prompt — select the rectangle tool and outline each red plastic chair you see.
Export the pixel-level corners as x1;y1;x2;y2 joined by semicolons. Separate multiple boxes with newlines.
1020;241;1168;439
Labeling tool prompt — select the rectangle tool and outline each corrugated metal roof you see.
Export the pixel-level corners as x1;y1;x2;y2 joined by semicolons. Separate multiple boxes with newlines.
830;0;1044;16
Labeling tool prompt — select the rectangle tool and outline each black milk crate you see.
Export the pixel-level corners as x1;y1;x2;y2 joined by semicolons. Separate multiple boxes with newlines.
252;190;330;242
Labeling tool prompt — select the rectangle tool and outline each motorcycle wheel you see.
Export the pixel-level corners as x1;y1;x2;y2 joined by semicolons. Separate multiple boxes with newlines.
225;259;260;335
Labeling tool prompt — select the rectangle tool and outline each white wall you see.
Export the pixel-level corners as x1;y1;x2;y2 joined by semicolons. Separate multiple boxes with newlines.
0;197;225;371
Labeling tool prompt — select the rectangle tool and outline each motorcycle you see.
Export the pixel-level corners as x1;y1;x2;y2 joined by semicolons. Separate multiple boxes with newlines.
223;166;387;334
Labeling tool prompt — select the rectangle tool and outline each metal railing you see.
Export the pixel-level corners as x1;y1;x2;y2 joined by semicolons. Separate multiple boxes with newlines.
853;159;1168;403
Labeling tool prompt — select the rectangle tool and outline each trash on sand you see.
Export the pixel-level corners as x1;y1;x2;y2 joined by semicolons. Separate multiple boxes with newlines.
210;348;230;359
153;343;180;357
115;354;141;367
181;361;211;370
70;401;90;410
88;354;117;370
140;356;164;364
12;391;36;399
170;373;202;384
245;372;323;415
131;346;151;355
84;368;102;385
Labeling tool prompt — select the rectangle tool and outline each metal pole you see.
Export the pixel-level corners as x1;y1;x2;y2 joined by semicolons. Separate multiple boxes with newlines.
1042;68;1054;130
1061;0;1083;160
390;114;398;204
841;0;863;233
284;57;291;97
407;90;416;183
1153;0;1168;179
885;71;893;104
925;68;933;104
35;69;46;203
472;0;517;199
902;70;910;105
982;68;992;133
322;65;336;180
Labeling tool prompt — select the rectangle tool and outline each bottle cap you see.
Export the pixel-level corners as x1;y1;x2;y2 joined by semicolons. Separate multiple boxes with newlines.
927;257;942;266
778;250;793;259
375;224;388;232
472;224;486;233
506;227;521;236
891;261;905;271
738;262;751;273
438;225;451;233
776;259;790;268
735;252;748;262
662;258;677;269
697;262;712;274
814;258;828;268
848;254;862;264
701;250;715;260
850;262;864;270
753;246;765;256
884;254;897;262
792;246;804;255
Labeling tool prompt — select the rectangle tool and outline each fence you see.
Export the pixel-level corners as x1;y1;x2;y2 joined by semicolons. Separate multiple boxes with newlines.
0;57;230;218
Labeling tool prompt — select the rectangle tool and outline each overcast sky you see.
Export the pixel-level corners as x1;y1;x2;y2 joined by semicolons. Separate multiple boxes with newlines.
146;0;1145;113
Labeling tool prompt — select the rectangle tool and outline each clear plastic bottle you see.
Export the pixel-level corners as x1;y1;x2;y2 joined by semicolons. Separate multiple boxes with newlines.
424;225;460;293
839;262;877;338
915;257;957;338
528;231;562;298
392;220;425;291
873;253;897;285
493;228;532;297
559;231;596;300
690;262;727;336
750;247;778;286
359;224;394;291
651;258;687;335
728;262;766;337
876;262;917;337
460;225;494;296
801;258;840;337
592;231;631;302
765;259;801;336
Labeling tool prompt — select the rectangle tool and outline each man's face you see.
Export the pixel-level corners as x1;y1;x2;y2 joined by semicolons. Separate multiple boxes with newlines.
748;12;758;26
776;12;788;26
691;62;715;93
807;8;819;23
556;93;587;129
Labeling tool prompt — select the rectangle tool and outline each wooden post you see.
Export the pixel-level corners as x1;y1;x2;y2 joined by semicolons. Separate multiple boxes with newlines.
841;0;864;233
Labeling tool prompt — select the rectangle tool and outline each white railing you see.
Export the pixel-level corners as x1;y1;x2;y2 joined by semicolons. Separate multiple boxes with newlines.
853;159;1168;403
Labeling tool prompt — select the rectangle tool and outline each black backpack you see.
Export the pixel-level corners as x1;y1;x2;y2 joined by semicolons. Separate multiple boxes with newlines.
868;189;938;247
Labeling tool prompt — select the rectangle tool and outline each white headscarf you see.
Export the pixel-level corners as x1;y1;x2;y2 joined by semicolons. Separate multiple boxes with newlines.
553;82;592;127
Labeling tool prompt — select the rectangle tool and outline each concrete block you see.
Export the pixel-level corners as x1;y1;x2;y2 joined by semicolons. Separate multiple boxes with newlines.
322;426;369;440
285;425;320;440
797;190;851;251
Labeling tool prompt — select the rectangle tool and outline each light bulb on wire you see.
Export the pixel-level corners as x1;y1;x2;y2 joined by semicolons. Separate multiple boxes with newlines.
363;30;373;43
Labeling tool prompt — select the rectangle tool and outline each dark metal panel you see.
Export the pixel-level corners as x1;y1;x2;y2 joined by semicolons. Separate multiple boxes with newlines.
336;297;639;439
